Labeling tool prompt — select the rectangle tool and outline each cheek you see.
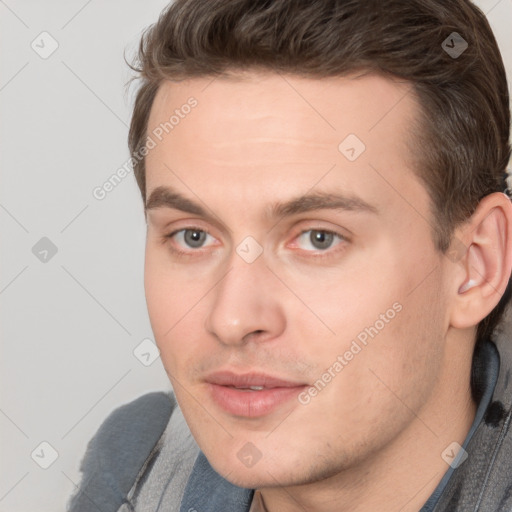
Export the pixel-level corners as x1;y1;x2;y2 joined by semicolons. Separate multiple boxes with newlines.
284;300;446;464
145;242;202;330
287;246;447;404
144;249;201;367
307;236;445;346
314;273;446;418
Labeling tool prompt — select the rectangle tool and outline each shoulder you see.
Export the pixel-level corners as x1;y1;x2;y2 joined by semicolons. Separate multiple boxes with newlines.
84;391;176;467
94;391;175;447
68;391;176;511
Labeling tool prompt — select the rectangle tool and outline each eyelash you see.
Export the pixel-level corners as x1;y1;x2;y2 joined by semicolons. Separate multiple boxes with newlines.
162;227;347;260
162;226;215;258
291;229;346;259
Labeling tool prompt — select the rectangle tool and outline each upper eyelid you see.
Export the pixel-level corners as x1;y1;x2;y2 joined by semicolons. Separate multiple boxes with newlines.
168;227;217;243
168;226;213;236
291;229;345;249
289;224;348;242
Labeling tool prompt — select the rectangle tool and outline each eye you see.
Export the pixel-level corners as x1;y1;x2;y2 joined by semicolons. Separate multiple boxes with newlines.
295;229;345;252
168;228;216;250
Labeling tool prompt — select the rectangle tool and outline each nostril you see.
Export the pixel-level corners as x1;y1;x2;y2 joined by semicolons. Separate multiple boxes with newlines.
242;330;266;343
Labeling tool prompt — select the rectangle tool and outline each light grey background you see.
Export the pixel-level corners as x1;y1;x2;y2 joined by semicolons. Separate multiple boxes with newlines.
1;1;511;510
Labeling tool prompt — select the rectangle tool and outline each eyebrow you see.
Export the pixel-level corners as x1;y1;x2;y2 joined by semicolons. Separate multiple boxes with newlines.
145;185;378;221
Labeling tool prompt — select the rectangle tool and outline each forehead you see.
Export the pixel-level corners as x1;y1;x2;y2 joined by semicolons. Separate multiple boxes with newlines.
147;71;416;149
144;71;428;224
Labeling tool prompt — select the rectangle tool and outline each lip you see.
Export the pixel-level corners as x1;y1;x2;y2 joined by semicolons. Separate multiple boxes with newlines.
205;371;308;418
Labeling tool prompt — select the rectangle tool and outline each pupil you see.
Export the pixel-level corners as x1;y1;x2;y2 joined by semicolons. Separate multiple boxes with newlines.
185;230;206;248
311;230;333;249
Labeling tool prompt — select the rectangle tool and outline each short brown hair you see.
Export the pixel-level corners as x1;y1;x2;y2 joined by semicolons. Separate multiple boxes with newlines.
126;0;511;351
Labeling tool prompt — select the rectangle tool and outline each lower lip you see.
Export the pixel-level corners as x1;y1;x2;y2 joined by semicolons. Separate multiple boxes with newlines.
207;384;307;418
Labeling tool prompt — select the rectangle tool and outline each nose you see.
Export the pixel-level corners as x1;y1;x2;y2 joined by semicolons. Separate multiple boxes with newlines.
204;252;286;346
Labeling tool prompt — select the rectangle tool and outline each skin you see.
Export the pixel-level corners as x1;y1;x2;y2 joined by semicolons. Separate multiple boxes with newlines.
143;71;512;512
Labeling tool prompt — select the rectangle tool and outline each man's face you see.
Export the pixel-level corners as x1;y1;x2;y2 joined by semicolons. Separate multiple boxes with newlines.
144;72;452;488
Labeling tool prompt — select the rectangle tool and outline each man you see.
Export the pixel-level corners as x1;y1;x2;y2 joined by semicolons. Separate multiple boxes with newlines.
68;0;512;510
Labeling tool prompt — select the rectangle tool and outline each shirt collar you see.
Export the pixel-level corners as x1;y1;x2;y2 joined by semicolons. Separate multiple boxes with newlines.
420;337;500;511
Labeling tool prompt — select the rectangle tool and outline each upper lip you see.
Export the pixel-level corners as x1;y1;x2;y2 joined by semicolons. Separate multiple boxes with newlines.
205;371;306;388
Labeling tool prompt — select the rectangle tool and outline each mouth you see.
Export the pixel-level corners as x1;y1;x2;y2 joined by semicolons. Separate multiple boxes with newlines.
205;371;308;418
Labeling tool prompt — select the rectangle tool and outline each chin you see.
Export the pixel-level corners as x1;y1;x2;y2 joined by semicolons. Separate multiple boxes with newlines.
208;450;307;489
205;449;280;486
223;470;273;489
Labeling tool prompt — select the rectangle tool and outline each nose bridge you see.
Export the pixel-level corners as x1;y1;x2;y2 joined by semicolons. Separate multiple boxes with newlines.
205;249;285;346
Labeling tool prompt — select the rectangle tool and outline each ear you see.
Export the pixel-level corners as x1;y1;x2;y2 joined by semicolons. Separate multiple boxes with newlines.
449;192;512;329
